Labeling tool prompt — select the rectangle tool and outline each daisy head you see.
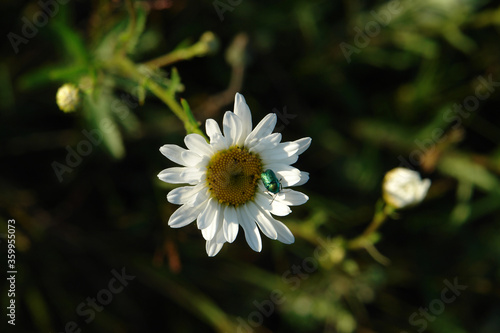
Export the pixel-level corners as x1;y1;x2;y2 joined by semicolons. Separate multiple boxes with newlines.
158;93;311;256
382;167;431;209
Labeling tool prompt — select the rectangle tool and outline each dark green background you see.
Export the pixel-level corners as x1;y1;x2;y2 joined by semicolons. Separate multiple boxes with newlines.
1;0;500;332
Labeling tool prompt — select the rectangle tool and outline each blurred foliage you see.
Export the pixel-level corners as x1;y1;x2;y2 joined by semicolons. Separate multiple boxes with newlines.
1;0;500;332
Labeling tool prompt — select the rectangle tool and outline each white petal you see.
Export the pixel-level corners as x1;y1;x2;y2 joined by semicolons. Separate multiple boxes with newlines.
259;142;300;162
270;200;292;216
245;202;278;240
295;137;312;155
158;167;203;184
388;195;405;208
263;163;301;177
167;184;204;205
294;171;310;186
249;133;282;154
180;150;204;166
249;197;295;243
277;189;309;206
206;222;226;257
382;168;431;208
275;168;302;187
202;224;216;241
159;144;189;166
205;118;222;141
223;205;239;243
416;179;431;202
244;113;277;148
277;154;299;166
272;219;295;244
201;201;222;241
223;111;243;146
160;144;205;167
256;192;291;216
189;187;210;207
184;134;213;157
233;93;252;144
210;133;229;151
206;240;225;257
168;202;205;228
197;198;217;230
256;190;272;208
238;206;262;252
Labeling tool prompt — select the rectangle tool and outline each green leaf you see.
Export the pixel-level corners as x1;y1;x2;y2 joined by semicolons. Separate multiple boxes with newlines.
82;90;125;159
49;20;89;66
17;64;87;91
167;67;184;96
110;95;141;136
121;2;148;55
438;153;500;192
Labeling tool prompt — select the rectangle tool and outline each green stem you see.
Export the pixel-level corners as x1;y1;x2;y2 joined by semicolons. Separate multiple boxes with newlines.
144;48;200;68
347;202;395;250
116;0;137;56
181;98;203;137
18;65;88;91
109;56;205;136
143;32;218;68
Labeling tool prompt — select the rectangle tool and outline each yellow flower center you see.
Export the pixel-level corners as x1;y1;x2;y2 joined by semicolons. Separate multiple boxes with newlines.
206;147;262;206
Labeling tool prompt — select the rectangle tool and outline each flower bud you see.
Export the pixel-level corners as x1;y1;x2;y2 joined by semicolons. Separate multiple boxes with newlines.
56;83;80;113
198;31;219;55
382;168;431;209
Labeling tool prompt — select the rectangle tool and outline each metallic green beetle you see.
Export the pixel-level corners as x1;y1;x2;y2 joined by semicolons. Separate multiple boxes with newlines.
261;169;282;195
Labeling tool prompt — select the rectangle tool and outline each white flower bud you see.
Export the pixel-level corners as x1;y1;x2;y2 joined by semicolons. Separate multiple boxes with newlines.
382;168;431;209
56;83;80;113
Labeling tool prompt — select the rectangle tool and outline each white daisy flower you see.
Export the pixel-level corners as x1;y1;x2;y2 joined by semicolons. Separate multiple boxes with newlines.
382;167;431;209
158;93;311;256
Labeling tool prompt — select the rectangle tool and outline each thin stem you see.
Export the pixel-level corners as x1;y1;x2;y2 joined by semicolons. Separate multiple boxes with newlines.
108;56;205;137
346;203;395;265
147;79;205;136
181;98;202;136
144;49;196;68
347;202;394;250
192;33;248;118
117;0;137;56
143;32;218;69
365;244;391;266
